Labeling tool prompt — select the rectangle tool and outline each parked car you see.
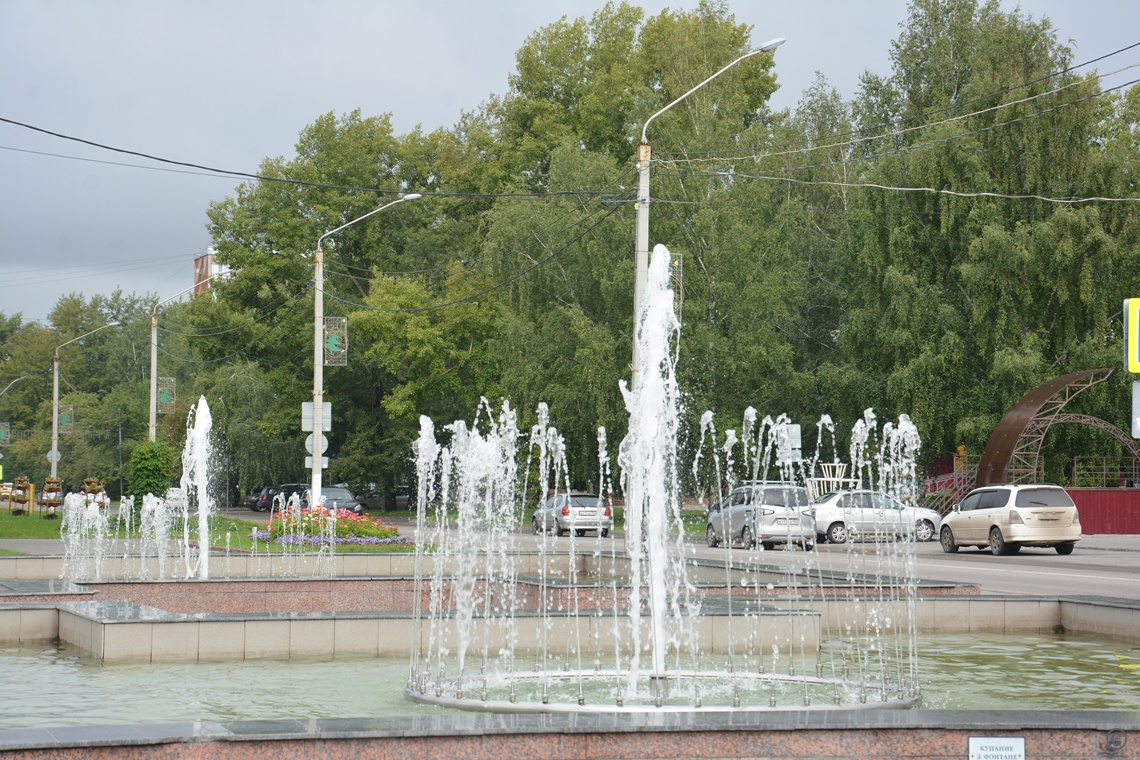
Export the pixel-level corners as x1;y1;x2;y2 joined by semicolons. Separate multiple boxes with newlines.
706;484;816;551
813;489;941;544
245;489;263;510
250;486;280;512
532;492;612;537
940;484;1081;556
273;483;312;510
351;483;410;512
317;485;367;515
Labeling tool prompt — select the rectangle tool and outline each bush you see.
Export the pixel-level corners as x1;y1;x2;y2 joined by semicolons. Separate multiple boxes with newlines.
129;441;174;501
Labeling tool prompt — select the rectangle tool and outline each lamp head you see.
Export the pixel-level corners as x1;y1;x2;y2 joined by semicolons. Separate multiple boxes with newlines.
402;193;423;201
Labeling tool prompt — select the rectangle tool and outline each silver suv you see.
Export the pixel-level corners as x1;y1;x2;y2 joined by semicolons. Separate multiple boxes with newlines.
705;484;816;550
940;484;1081;556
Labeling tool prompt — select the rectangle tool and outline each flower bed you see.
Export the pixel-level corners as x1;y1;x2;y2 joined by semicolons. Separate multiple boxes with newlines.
257;506;413;548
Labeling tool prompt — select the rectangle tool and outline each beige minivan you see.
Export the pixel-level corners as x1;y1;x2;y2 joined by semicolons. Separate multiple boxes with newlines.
940;484;1081;556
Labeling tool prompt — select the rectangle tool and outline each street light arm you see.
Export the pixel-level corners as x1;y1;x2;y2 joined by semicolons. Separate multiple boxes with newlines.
0;375;28;398
640;38;786;143
310;191;423;508
152;270;229;316
51;320;120;479
316;193;423;253
55;321;122;356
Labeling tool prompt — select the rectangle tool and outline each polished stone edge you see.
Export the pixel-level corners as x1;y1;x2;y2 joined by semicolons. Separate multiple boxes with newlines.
2;710;1140;751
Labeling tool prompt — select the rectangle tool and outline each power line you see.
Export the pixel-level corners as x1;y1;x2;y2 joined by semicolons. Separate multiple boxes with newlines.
661;77;1140;190
662;62;1139;167
659;41;1140;160
323;192;632;288
0;117;615;200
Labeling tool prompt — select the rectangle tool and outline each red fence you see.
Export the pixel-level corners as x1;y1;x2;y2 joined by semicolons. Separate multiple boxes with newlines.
1067;489;1140;534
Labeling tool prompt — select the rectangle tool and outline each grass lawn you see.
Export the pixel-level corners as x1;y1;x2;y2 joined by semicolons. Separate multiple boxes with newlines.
0;509;66;539
0;510;415;554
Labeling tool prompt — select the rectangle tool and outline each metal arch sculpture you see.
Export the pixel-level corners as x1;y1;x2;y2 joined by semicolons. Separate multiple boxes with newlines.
1051;414;1140;461
975;368;1116;487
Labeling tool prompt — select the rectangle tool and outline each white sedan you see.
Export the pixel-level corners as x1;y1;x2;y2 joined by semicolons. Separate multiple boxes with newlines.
813;489;941;544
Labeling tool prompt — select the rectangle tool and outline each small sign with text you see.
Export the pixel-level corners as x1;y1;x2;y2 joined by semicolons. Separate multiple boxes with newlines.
969;737;1025;760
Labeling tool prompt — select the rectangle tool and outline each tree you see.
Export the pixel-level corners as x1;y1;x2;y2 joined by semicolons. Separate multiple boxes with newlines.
129;440;174;501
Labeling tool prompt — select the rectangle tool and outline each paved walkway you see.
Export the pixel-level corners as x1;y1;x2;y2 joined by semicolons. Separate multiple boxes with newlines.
2;532;1137;556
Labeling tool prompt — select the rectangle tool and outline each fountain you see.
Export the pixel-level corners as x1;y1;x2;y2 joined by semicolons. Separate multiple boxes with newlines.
404;245;924;712
4;245;1140;757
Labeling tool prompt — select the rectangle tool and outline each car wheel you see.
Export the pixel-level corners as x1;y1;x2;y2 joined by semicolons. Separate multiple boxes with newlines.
1055;542;1075;555
741;525;755;549
600;528;609;538
826;522;847;544
940;526;959;553
706;524;720;548
989;527;1009;556
575;529;586;537
803;538;815;551
914;520;935;542
557;525;568;537
533;518;543;535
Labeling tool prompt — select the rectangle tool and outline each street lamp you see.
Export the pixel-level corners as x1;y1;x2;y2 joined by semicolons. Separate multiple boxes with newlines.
310;192;422;507
149;272;228;442
0;375;28;399
51;322;120;478
631;37;785;387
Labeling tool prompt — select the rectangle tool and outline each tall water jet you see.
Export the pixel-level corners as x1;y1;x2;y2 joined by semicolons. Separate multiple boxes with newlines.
181;395;213;579
406;243;925;713
617;243;694;697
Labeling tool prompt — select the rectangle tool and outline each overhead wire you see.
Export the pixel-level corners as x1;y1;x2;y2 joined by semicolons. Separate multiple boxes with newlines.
0;254;194;290
323;190;632;290
659;62;1140;168
157;297;295;337
658;77;1140;200
0;117;615;200
658;40;1140;160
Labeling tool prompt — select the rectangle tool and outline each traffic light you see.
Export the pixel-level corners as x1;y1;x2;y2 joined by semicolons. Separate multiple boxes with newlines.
323;317;348;366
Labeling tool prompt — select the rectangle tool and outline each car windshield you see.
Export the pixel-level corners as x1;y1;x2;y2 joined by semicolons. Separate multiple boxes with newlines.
322;488;355;502
1015;488;1075;508
758;487;809;507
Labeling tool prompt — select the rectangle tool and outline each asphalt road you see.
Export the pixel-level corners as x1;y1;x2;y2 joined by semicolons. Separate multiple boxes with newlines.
23;501;1140;602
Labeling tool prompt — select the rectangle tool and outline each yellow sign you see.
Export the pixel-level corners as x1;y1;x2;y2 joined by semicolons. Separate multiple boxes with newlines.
1127;299;1140;373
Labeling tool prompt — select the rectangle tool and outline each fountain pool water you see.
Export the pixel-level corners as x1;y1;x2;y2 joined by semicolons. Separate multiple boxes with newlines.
405;245;926;713
4;631;1138;730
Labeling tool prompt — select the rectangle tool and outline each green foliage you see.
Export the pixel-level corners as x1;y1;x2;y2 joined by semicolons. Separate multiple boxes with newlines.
129;441;174;500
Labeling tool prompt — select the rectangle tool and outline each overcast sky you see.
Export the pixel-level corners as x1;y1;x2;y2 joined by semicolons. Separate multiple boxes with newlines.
1;0;1136;325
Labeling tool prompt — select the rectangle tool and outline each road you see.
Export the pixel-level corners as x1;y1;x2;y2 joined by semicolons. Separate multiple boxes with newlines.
218;503;1140;601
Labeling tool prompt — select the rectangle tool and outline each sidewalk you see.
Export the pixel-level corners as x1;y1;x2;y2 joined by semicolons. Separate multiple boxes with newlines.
2;533;1137;556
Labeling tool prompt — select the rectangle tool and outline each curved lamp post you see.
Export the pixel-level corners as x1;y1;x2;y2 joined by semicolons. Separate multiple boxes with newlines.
311;193;422;506
0;375;28;399
51;322;120;478
631;37;785;388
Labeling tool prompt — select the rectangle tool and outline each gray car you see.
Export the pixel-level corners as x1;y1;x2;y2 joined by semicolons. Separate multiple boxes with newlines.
705;484;816;550
532;492;612;537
